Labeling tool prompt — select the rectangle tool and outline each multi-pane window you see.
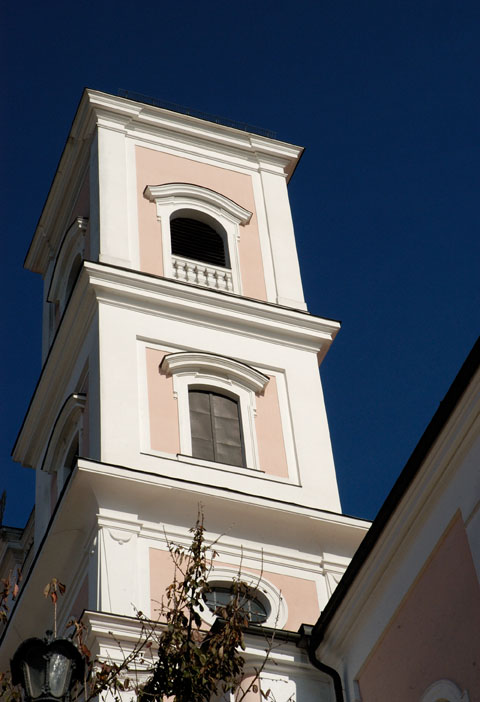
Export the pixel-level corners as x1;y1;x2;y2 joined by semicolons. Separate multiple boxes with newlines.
204;586;268;624
189;389;245;466
171;217;229;268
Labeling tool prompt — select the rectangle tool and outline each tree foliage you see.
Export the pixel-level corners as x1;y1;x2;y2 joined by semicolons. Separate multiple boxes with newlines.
1;513;292;702
138;514;248;702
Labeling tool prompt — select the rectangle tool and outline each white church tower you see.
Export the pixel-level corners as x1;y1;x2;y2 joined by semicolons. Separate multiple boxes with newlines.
1;90;368;700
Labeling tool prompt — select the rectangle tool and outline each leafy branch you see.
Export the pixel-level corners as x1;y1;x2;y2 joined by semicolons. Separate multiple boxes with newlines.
2;512;294;702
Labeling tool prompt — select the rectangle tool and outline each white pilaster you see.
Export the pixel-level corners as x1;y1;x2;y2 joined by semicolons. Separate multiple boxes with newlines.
259;169;306;310
97;125;131;268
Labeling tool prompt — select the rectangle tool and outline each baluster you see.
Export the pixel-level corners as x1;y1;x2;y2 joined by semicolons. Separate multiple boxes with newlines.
186;262;197;283
175;259;187;282
206;267;216;288
217;271;227;290
197;265;207;286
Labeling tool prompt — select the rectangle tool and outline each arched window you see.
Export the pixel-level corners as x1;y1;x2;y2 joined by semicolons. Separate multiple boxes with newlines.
41;394;86;481
160;352;269;469
144;183;252;294
48;218;87;308
189;389;245;467
204;585;268;624
171;217;229;268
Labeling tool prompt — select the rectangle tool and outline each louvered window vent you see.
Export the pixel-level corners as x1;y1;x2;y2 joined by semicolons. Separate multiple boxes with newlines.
171;218;228;268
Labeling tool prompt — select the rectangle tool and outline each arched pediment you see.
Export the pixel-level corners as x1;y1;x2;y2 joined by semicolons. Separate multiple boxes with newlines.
47;218;88;305
41;393;86;473
160;352;269;394
144;183;252;226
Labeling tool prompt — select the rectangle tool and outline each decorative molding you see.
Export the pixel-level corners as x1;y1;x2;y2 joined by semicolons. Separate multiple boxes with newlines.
144;183;252;225
47;217;88;304
25;88;302;275
75;458;369;532
85;262;339;348
171;255;233;292
41;393;86;473
161;352;269;394
144;183;245;294
168;364;261;469
421;679;469;702
107;529;134;545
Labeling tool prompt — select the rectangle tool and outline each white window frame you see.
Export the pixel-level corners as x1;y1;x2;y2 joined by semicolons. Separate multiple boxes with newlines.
41;393;86;497
161;352;269;470
420;680;469;702
144;183;252;295
200;566;288;630
47;217;88;312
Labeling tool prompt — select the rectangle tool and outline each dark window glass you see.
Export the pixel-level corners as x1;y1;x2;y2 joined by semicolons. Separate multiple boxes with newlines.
171;217;228;267
204;586;268;624
189;390;244;466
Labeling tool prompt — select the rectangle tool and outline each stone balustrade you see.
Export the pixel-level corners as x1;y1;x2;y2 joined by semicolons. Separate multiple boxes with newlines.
171;255;233;292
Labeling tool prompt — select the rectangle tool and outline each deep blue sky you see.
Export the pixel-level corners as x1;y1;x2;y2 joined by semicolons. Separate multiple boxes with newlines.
1;1;479;527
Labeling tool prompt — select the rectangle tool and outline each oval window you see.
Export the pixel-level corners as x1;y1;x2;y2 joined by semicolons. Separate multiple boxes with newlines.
204;585;268;624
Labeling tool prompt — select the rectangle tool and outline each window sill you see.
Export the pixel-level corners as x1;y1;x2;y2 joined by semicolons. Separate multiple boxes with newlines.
176;453;265;477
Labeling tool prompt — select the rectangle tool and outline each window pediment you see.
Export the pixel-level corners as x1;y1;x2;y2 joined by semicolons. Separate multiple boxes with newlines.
41;393;86;474
160;352;269;394
144;183;252;225
47;217;88;305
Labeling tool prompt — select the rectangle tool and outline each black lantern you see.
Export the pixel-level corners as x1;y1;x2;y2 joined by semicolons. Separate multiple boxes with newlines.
10;630;85;702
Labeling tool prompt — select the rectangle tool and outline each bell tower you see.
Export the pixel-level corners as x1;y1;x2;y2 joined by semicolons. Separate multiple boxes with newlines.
2;90;369;699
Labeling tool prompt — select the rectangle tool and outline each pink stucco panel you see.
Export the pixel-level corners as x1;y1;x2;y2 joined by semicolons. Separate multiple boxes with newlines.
357;512;480;701
149;547;177;618
255;377;289;479
146;348;180;455
149;550;320;631
135;146;267;301
235;675;261;701
215;561;319;631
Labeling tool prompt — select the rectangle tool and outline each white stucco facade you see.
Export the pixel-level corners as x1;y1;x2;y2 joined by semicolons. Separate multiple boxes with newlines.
1;90;370;701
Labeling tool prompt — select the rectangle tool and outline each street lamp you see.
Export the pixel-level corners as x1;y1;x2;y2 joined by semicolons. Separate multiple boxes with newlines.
10;630;85;702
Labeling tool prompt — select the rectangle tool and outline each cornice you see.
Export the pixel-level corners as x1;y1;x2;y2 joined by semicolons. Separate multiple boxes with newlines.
12;261;339;468
25;90;94;274
142;523;332;575
86;90;303;163
25;89;303;275
76;457;370;534
85;261;340;350
12;268;96;467
81;610;309;666
144;183;252;225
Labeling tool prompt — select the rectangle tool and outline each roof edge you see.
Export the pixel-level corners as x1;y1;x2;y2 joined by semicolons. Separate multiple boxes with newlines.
310;335;480;650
